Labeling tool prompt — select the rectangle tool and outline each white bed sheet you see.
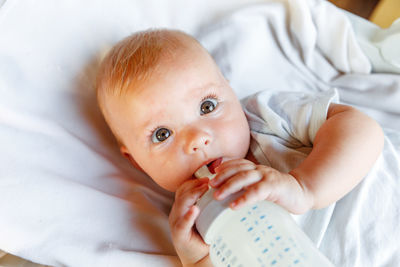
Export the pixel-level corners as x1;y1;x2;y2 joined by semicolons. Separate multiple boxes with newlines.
0;0;266;266
0;0;399;266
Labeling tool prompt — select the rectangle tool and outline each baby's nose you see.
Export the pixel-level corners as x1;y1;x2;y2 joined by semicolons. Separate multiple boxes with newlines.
184;130;212;154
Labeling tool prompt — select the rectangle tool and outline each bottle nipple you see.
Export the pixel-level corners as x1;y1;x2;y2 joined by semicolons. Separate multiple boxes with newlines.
194;165;216;180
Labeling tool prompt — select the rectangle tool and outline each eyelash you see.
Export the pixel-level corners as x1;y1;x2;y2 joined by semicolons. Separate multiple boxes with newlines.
201;93;219;103
147;126;164;141
148;92;220;142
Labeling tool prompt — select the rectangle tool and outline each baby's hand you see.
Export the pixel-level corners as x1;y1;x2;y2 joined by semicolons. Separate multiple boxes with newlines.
209;159;313;214
169;178;210;266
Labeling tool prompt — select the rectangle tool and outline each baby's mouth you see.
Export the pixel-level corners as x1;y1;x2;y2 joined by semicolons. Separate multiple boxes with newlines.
207;157;223;174
194;157;223;179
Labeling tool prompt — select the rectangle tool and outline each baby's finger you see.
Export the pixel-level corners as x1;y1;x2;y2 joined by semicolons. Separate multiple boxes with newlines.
170;183;209;225
172;205;200;241
175;183;209;211
215;158;254;173
175;178;209;199
210;163;256;187
230;183;271;210
214;170;262;200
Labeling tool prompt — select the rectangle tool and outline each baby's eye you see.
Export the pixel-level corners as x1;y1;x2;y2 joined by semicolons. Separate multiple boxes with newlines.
200;98;218;115
151;127;171;143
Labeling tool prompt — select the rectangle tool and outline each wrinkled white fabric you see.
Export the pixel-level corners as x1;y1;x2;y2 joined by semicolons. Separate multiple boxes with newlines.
1;0;400;266
242;89;339;248
241;89;400;266
199;2;400;266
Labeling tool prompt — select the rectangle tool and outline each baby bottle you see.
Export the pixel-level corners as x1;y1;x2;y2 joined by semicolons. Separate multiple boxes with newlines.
194;165;334;267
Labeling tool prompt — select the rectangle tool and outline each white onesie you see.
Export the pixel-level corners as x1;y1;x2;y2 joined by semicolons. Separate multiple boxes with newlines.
241;88;400;266
241;88;339;247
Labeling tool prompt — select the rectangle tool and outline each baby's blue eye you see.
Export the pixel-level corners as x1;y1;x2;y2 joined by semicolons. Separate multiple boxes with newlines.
152;128;171;143
200;98;218;115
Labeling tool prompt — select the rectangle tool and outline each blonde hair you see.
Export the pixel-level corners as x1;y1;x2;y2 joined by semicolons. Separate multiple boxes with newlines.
95;29;205;144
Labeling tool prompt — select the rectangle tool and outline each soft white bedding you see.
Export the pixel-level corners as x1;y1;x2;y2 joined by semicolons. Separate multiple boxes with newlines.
198;3;400;266
0;0;399;266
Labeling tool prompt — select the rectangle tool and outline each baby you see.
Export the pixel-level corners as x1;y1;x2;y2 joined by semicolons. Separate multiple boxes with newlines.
96;29;384;266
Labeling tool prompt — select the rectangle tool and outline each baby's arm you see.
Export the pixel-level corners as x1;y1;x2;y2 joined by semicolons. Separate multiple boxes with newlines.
169;178;212;267
289;103;384;209
210;103;384;213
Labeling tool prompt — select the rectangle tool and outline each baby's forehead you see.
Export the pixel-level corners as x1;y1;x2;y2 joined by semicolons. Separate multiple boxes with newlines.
128;55;220;96
104;38;224;115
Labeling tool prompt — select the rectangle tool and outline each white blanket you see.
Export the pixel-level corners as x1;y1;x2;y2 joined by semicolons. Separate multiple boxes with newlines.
198;2;400;266
0;0;399;266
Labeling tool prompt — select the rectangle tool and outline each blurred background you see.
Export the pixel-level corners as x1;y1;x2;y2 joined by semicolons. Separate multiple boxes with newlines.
329;0;400;28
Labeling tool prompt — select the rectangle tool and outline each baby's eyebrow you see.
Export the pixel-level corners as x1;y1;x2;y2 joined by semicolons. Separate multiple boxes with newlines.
139;83;223;129
141;120;161;132
200;82;223;92
140;115;168;134
183;82;222;97
134;105;164;129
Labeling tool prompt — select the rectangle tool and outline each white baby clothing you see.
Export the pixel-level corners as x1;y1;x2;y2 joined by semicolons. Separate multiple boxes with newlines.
241;88;400;266
240;88;339;247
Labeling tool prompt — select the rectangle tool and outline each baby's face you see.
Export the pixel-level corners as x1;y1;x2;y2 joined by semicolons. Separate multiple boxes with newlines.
106;48;250;192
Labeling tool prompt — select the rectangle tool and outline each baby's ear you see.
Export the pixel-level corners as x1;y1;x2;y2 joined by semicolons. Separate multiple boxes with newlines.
120;146;144;172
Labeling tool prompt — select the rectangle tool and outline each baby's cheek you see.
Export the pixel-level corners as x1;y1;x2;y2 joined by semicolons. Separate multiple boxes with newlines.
166;168;193;192
222;123;250;158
